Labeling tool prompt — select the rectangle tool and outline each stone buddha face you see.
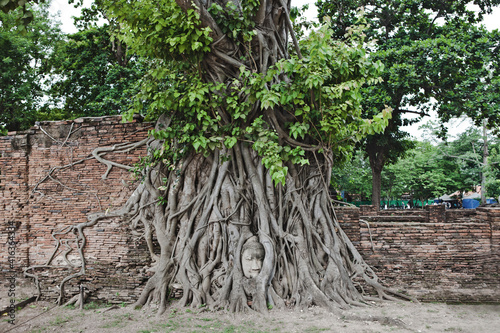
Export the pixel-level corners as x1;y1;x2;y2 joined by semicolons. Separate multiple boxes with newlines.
241;237;265;278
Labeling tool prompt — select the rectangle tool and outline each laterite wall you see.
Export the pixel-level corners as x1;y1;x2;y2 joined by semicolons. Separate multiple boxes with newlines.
338;205;500;302
0;116;154;305
1;116;499;305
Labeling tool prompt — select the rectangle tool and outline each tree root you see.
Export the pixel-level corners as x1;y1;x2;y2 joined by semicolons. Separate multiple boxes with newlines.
25;137;151;305
26;131;415;313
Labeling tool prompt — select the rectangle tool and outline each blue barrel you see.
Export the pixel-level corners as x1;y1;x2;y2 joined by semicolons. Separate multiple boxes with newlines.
462;198;480;209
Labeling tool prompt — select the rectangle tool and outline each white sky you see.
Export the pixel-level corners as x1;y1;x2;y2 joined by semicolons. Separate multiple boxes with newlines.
49;0;91;33
49;0;499;140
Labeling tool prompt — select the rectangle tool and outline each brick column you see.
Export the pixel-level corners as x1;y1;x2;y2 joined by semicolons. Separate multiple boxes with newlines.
360;205;377;217
426;204;445;223
335;207;360;245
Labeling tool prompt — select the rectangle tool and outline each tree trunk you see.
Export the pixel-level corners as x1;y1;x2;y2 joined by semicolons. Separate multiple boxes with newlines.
372;168;382;209
368;143;386;211
63;0;412;315
481;119;488;204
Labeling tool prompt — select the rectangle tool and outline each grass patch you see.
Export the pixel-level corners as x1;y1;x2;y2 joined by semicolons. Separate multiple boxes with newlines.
101;314;133;329
83;301;112;310
152;319;181;332
50;315;72;326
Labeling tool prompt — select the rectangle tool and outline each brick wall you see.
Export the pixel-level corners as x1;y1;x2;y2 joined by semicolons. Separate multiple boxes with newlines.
1;117;499;305
341;205;500;302
1;116;154;305
335;207;360;245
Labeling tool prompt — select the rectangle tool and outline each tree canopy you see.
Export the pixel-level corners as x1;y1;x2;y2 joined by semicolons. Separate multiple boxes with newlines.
332;125;500;206
0;1;148;132
317;0;500;208
0;2;62;133
44;24;146;120
100;0;391;185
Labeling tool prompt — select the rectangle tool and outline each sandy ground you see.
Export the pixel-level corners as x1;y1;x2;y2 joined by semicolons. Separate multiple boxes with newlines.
1;299;499;333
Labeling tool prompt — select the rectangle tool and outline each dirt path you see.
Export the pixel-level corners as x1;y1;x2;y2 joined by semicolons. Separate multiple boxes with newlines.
1;300;499;333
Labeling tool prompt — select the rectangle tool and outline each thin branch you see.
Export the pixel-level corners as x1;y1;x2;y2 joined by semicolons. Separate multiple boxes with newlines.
279;0;302;59
399;109;430;117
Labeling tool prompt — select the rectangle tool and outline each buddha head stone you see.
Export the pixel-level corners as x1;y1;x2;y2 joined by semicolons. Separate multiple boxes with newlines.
241;236;265;278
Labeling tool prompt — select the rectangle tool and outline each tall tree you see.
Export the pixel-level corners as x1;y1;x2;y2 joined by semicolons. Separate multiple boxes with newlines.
43;24;146;120
30;0;414;315
317;0;500;209
435;124;500;203
0;1;63;132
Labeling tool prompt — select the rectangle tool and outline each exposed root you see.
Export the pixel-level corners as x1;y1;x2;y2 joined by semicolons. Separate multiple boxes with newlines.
26;136;415;311
106;142;414;314
24;137;151;304
92;138;150;179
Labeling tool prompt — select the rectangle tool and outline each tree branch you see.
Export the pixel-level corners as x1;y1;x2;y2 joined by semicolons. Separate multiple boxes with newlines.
399;109;430;117
279;0;302;59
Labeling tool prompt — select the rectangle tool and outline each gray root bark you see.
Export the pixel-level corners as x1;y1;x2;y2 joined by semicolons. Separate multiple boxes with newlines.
28;0;414;316
108;140;414;314
24;127;414;314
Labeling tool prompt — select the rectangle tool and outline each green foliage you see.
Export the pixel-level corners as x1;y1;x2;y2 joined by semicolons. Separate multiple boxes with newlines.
432;25;500;132
44;25;147;120
0;0;44;29
486;145;500;198
239;21;390;184
331;150;372;201
120;13;389;185
1;1;143;132
317;0;500;203
0;2;63;132
208;0;258;42
104;0;212;61
436;124;500;198
334;131;500;204
384;142;459;202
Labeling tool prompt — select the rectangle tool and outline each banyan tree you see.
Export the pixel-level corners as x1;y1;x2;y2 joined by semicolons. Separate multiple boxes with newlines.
63;0;402;314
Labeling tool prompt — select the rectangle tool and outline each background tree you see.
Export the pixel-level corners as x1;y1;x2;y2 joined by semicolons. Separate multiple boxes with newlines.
333;140;462;208
0;0;44;28
435;25;500;135
1;0;146;130
485;140;500;199
385;141;459;208
0;1;63;132
429;123;500;202
317;0;500;209
331;150;372;203
43;24;146;120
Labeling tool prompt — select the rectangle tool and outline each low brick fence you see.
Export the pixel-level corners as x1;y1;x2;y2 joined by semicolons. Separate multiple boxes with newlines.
338;205;500;302
1;116;499;305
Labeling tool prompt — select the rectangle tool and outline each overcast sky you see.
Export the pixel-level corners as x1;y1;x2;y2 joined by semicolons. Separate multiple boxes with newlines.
49;0;499;140
51;1;499;34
